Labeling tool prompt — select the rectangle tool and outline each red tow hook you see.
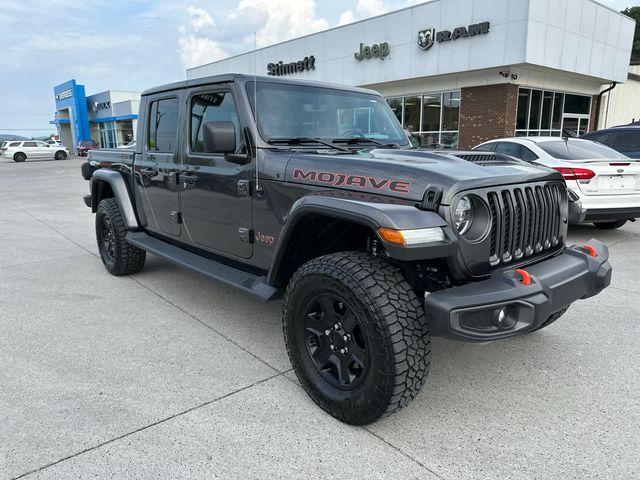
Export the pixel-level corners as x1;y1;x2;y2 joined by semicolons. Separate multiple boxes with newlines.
515;269;532;286
583;244;597;257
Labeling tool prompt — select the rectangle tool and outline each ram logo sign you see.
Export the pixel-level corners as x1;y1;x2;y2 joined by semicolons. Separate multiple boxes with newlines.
417;28;435;51
418;22;490;52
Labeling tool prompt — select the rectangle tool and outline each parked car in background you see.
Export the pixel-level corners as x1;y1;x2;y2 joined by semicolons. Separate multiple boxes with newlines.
475;137;640;229
1;140;68;162
581;125;640;159
45;139;63;146
77;140;99;157
117;140;136;149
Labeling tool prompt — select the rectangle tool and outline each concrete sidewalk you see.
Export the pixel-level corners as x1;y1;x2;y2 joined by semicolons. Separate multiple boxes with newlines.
1;158;638;479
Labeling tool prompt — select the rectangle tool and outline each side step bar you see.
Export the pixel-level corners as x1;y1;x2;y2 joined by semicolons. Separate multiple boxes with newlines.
126;231;281;301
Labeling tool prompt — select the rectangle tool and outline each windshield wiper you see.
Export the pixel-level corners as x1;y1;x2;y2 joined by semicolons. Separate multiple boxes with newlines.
267;137;350;152
332;137;400;149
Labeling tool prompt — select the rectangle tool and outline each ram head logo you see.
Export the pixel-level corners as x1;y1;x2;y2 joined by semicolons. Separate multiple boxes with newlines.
418;28;435;51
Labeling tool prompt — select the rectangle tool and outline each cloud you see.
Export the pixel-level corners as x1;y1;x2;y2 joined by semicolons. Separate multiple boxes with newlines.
178;35;228;69
187;5;214;31
177;0;329;70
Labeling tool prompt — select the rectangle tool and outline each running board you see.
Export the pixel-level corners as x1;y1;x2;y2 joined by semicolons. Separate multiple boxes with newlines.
126;231;281;301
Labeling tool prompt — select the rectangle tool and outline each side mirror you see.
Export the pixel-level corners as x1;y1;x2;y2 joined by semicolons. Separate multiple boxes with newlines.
408;133;422;148
203;121;236;154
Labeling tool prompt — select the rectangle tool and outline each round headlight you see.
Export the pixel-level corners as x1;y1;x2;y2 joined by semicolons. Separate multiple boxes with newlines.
454;196;474;234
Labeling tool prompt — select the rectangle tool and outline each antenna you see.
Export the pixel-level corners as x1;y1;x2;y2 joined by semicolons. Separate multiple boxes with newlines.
253;32;261;193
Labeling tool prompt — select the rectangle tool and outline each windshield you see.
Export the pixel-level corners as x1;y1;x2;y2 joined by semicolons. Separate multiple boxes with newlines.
538;140;628;160
246;81;408;146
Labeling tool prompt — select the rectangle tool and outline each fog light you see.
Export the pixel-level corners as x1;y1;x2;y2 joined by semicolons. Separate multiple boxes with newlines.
493;306;517;329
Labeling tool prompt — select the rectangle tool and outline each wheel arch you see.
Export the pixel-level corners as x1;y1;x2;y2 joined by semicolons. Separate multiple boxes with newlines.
267;193;453;288
90;169;139;230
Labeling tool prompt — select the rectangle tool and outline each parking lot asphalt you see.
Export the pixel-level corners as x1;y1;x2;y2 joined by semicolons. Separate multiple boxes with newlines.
1;156;639;480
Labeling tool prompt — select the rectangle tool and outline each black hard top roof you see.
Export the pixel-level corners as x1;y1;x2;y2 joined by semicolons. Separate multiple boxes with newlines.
142;73;379;97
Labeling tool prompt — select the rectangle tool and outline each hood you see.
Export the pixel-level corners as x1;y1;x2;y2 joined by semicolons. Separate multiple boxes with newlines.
284;148;563;205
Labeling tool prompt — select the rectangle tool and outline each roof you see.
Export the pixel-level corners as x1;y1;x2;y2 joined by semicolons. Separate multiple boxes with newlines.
142;73;380;97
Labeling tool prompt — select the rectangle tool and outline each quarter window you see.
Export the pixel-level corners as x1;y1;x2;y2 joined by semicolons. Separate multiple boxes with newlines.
148;97;179;152
9;142;21;147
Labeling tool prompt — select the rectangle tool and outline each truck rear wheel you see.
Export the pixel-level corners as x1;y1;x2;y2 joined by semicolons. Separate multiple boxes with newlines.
96;198;145;276
283;251;431;425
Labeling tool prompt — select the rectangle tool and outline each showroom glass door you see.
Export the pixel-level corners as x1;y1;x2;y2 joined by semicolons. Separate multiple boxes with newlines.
562;116;590;137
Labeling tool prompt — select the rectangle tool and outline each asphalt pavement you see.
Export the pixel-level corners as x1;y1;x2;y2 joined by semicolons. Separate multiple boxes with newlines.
1;156;638;479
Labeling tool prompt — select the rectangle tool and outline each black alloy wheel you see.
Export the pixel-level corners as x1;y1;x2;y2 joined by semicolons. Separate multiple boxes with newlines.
95;198;146;275
14;152;26;162
283;251;431;425
54;150;67;160
97;212;117;267
302;293;369;390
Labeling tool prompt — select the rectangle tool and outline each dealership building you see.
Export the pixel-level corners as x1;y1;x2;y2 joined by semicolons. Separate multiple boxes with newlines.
187;0;636;149
50;79;140;152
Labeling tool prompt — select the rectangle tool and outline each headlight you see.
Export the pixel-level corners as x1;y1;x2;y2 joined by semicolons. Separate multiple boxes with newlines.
454;196;474;234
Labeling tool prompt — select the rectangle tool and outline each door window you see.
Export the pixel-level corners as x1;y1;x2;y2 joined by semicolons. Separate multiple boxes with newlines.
148;98;179;152
494;142;523;159
190;92;242;155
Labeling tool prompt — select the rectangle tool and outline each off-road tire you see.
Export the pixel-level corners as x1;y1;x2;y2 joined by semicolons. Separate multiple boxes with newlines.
54;150;67;160
283;251;431;425
96;198;145;276
593;220;627;230
13;152;26;162
535;306;569;331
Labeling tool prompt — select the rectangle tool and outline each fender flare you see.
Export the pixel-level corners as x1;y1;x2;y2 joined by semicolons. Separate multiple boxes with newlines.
267;193;457;285
90;169;140;230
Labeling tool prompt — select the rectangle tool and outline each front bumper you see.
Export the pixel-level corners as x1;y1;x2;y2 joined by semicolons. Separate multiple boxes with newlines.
425;239;611;342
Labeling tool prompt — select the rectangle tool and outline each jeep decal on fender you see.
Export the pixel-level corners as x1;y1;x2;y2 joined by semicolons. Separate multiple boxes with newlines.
292;168;411;194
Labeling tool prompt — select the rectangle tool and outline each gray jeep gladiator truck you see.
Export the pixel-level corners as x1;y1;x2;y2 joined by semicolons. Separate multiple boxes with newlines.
81;74;612;425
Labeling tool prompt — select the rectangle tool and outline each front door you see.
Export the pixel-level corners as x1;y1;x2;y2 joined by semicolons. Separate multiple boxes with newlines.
181;87;253;258
135;95;182;237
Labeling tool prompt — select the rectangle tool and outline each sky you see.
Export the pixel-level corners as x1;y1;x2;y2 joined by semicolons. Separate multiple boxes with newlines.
0;0;635;137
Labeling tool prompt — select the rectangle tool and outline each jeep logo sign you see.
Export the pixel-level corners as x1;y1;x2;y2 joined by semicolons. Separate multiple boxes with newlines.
418;22;490;51
354;42;390;61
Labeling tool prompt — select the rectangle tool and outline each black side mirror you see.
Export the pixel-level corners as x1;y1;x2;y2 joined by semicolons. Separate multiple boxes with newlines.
203;121;236;154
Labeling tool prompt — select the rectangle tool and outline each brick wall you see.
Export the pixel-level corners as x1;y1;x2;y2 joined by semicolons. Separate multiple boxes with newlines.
458;84;519;149
589;95;599;131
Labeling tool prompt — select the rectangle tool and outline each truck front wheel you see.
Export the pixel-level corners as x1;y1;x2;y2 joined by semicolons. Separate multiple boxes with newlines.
96;198;146;276
283;252;431;425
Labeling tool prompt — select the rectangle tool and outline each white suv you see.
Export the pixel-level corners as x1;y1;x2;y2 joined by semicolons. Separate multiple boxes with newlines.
1;140;69;162
475;137;640;229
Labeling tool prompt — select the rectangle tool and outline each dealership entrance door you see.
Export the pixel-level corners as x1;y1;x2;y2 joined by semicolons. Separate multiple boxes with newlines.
562;115;590;137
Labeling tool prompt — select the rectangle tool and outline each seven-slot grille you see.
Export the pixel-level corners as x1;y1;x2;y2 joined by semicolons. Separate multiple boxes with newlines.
486;183;566;266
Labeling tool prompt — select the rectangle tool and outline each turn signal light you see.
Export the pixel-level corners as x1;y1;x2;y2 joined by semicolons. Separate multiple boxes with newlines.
552;167;595;181
378;227;445;246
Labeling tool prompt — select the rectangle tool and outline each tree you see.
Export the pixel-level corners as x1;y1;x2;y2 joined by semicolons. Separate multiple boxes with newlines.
622;7;640;64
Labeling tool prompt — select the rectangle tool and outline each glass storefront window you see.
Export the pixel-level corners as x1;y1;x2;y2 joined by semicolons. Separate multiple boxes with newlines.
516;89;530;130
422;94;441;132
442;92;460;131
387;97;403;125
515;88;591;138
386;90;460;148
403;96;421;132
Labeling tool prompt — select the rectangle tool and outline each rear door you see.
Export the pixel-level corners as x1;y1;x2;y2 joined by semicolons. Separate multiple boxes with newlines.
35;141;52;158
181;85;253;258
136;94;182;237
22;141;39;158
